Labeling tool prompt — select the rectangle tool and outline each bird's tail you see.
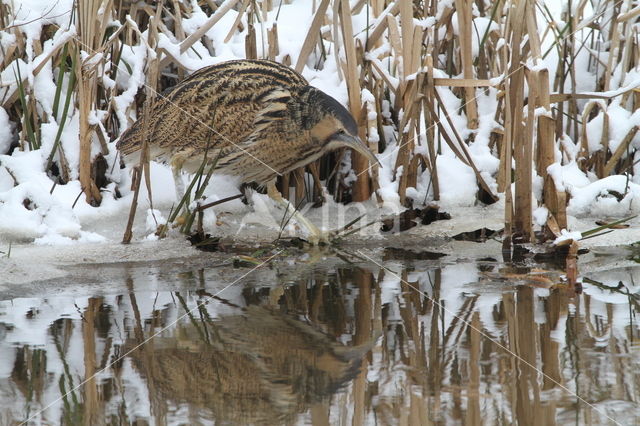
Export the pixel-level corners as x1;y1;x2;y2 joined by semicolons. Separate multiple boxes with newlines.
115;124;143;157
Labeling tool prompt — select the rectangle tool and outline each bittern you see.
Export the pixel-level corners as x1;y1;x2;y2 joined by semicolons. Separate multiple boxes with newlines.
117;59;378;243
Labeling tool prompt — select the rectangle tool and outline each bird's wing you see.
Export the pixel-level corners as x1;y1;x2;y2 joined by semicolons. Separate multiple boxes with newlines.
208;87;300;179
117;60;309;163
249;88;296;139
148;79;268;155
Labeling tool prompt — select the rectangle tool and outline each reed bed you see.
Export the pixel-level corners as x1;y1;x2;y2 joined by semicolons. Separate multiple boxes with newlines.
1;0;638;246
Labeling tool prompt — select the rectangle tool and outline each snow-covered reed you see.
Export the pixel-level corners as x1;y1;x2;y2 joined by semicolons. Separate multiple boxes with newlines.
1;0;639;244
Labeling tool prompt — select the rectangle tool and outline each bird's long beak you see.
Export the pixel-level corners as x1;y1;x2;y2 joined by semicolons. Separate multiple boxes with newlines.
335;134;382;167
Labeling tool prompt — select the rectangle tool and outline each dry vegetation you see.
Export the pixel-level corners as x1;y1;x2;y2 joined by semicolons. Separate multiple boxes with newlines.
1;0;639;246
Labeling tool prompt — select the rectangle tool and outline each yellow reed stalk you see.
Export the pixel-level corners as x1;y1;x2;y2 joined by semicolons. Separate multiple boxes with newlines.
338;0;370;202
294;0;330;73
454;0;478;129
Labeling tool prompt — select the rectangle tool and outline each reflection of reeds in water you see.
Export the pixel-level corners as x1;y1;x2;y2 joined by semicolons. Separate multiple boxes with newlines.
126;304;370;425
2;263;640;424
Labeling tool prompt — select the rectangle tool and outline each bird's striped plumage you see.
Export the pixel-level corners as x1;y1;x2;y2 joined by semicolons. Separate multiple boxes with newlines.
117;59;373;184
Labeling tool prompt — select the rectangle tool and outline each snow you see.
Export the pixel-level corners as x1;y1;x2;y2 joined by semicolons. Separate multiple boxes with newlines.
32;56;56;117
376;144;402;210
568;175;640;217
145;208;166;232
607;103;640;153
0;108;14;155
437;154;477;207
553;229;582;244
113;43;148;133
0;171;82;241
8;0;73;57
585;107;605;153
533;206;548;226
470;17;500;57
0;0;638;250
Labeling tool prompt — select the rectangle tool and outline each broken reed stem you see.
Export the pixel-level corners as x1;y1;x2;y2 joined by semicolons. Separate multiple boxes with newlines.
424;54;439;201
122;79;155;244
431;89;498;202
122;166;141;244
535;68;568;232
197;193;244;212
518;68;535;242
76;49;102;205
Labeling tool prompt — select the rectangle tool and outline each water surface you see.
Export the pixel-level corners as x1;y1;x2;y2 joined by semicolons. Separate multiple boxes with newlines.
1;248;638;425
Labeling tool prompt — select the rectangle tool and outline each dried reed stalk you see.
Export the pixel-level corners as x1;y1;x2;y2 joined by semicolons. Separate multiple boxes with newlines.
224;0;249;43
505;0;530;241
76;0;114;205
604;126;639;176
122;2;163;243
77;52;102;205
338;0;370;202
535;68;568;232
180;0;239;55
294;0;330;73
364;2;399;50
424;54;439;201
267;22;279;60
245;3;257;59
454;0;478;129
393;2;425;206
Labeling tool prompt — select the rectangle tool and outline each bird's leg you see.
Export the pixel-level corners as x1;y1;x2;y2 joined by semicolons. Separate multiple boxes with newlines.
266;181;326;244
171;167;185;202
169;156;192;227
170;156;187;204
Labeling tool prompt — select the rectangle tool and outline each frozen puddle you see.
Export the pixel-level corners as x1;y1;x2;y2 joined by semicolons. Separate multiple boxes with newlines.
0;246;638;425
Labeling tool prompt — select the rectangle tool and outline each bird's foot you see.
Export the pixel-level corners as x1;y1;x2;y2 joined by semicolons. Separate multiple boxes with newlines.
274;201;340;245
285;209;334;245
303;227;337;246
268;182;346;246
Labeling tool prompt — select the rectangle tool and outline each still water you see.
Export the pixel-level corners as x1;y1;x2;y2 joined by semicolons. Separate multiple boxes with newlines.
1;247;639;425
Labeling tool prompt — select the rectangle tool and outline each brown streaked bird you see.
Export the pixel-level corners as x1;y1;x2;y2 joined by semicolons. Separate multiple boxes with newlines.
117;59;379;243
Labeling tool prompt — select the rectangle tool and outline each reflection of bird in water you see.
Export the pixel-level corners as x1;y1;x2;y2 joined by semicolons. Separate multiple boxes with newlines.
117;59;379;243
127;305;370;424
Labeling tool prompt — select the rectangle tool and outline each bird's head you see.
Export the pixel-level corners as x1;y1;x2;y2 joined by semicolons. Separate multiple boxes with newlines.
305;88;380;166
